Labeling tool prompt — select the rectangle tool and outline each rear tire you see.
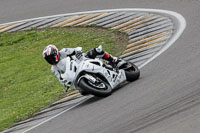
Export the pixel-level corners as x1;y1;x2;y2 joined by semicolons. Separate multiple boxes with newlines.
124;62;140;82
78;77;112;97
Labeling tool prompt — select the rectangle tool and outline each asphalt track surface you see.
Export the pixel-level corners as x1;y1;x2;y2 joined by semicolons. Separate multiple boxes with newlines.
1;0;200;133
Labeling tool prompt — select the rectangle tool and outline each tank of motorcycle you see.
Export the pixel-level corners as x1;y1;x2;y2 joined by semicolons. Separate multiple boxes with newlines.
78;59;103;73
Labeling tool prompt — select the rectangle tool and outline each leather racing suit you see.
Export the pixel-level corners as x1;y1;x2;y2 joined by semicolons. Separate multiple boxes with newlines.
51;46;118;87
51;47;82;87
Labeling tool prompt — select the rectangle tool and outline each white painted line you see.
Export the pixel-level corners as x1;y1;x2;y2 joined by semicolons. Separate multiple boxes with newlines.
138;9;186;69
0;8;186;27
21;97;89;133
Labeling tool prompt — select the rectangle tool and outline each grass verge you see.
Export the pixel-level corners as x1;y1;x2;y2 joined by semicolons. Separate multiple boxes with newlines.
0;27;128;131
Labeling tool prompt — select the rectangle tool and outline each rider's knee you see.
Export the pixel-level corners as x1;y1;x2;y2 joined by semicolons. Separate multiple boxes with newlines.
86;48;105;59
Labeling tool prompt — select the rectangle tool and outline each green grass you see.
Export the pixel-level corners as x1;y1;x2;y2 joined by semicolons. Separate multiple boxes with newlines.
0;27;127;131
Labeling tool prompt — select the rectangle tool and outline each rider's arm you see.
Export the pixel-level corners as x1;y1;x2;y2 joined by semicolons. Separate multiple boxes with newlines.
51;66;65;86
60;47;82;57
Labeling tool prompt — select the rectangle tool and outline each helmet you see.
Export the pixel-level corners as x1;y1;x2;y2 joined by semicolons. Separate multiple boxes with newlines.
42;45;60;65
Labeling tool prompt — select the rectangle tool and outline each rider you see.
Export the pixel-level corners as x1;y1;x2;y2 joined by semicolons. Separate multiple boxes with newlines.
42;44;120;89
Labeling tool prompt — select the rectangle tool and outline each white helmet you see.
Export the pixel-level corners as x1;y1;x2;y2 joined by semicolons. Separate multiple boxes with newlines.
42;45;60;65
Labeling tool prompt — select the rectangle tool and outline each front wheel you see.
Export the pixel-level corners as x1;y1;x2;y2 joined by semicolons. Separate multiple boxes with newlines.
78;76;112;97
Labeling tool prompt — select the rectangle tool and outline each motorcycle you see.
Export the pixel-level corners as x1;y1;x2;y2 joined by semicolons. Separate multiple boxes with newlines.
60;50;140;97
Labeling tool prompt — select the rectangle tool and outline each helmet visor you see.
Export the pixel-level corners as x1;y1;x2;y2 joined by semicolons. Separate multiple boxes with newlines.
45;54;57;65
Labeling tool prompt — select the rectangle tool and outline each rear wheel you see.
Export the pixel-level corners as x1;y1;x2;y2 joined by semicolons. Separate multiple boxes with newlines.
121;62;140;82
78;75;112;97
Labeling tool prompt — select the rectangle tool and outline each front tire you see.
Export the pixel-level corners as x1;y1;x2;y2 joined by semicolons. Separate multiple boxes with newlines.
78;77;112;97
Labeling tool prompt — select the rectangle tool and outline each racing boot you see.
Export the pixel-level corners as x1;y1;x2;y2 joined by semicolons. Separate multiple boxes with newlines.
95;45;122;66
103;53;122;67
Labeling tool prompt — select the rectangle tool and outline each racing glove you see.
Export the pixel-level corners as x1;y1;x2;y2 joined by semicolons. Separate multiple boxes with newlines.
75;47;83;59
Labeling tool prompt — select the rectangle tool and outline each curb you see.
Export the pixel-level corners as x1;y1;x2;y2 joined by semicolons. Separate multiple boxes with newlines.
52;91;81;106
0;8;186;69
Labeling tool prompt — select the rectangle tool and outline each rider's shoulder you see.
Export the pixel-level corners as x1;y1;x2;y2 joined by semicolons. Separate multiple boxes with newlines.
60;48;67;52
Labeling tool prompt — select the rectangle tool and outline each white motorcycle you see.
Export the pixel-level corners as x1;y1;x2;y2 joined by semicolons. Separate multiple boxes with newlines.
61;51;140;97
